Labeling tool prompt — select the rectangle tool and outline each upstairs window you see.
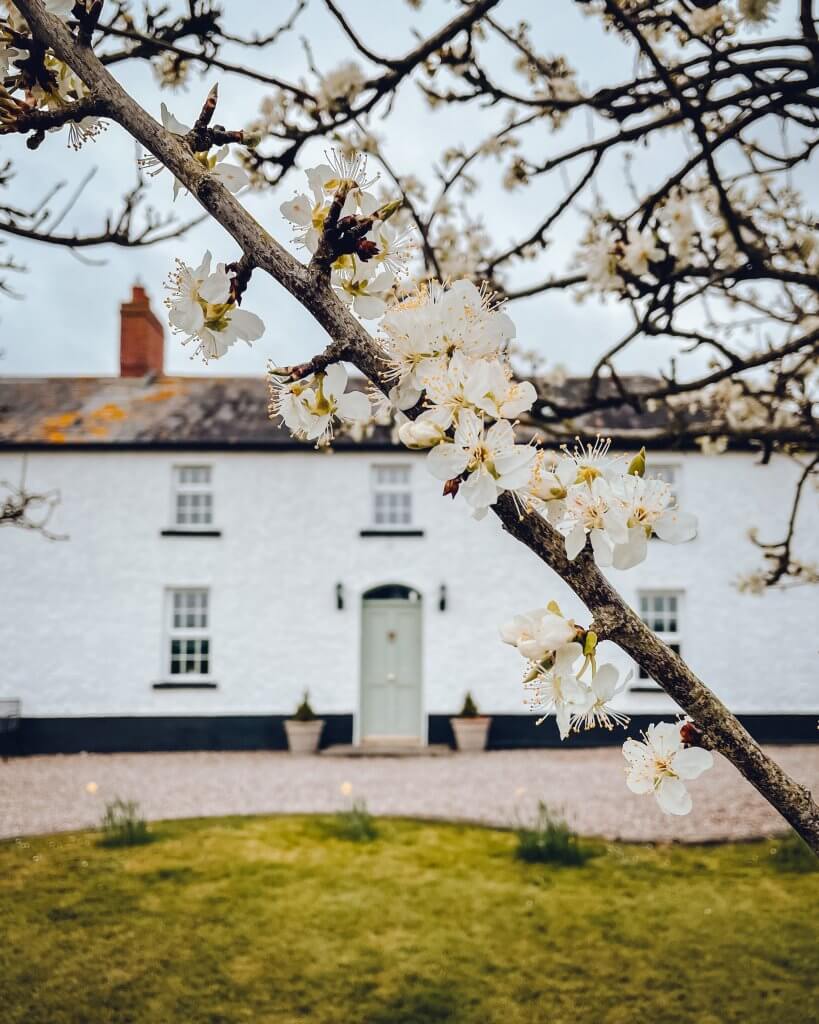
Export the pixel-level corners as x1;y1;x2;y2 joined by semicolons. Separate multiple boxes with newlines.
167;589;211;677
372;465;412;526
173;466;213;527
633;590;682;691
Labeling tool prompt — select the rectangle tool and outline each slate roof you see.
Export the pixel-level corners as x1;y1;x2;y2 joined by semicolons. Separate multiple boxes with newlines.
0;372;692;450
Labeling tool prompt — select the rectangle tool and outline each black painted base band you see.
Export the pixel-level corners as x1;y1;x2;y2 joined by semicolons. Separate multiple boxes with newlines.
2;713;816;757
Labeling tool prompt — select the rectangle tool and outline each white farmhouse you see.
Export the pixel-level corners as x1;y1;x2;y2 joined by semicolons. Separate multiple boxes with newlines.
0;287;816;754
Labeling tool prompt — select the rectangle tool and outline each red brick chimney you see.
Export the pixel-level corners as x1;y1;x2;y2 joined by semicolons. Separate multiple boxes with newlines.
120;284;164;377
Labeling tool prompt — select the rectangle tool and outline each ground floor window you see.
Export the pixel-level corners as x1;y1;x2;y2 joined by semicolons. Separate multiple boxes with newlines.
633;590;682;691
167;588;210;677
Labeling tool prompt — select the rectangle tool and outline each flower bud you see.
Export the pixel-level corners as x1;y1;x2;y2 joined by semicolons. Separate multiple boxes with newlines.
627;446;646;477
398;419;445;449
376;198;403;221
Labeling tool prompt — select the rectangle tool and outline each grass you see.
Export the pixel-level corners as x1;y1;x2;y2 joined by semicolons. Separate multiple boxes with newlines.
321;799;379;842
0;816;817;1024
515;803;595;866
97;798;152;848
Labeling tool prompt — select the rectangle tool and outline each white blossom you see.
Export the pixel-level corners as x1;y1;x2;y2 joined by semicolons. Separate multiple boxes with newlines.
166;251;264;362
280;153;378;253
524;642;589;740
569;663;631;732
316;60;366;111
623;722;714;815
381;280;515;408
334;263;396;320
520;450;577;520
426;409;535;517
500;606;577;662
558;476;629;564
581;235;623;292
141;104;249;199
611;475;698;570
269;363;371;447
622;226;663;277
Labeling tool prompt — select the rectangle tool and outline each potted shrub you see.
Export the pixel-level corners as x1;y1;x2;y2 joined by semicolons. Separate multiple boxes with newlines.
450;692;492;752
284;691;325;754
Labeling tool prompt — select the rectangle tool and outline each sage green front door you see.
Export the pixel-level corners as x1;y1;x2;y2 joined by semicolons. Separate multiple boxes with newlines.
360;595;422;742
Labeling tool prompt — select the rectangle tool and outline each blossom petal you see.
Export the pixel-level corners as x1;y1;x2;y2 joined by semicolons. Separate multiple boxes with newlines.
228;308;265;342
324;362;348;398
564;523;586;561
590;529;613;566
673;746;714;780
612;527;648;570
654;510;698;543
462;465;500;511
280;194;313;226
352;293;388;320
656;777;692;816
427;442;470;481
169;300;204;335
199;269;231;304
160;102;190;136
592;663;620;701
214;162;250;193
337;390;371;423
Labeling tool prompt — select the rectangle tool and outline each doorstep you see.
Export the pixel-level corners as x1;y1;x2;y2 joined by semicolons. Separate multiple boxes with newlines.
321;743;453;758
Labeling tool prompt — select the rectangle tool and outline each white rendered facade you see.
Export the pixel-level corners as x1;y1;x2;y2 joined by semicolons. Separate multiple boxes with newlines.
1;445;816;742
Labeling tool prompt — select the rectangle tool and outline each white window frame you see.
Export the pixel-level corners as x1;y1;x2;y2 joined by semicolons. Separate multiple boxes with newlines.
171;465;214;529
165;588;212;679
632;590;683;692
371;464;413;527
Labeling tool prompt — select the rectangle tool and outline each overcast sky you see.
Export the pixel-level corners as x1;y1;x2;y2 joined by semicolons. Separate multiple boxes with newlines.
0;0;799;379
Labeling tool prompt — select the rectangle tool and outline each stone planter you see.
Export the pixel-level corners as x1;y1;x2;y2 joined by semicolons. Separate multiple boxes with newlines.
284;719;324;754
450;716;492;752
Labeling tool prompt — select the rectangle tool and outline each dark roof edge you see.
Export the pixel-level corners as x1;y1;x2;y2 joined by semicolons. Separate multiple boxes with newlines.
0;437;750;453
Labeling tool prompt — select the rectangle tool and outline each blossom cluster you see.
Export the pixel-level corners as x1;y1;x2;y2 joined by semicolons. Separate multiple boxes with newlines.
500;601;713;815
1;1;105;148
273;153;698;560
279;152;413;320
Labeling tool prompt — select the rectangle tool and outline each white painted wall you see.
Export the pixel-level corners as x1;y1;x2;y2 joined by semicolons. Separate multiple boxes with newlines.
1;448;816;726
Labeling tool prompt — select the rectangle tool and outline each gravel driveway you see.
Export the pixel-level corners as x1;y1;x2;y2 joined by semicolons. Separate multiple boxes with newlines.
2;746;817;843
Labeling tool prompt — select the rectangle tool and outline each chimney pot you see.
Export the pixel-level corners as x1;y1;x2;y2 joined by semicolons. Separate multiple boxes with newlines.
120;283;164;377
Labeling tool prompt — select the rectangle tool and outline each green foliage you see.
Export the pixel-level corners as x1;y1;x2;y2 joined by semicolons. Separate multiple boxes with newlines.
457;691;480;718
2;817;818;1024
515;803;592;866
97;798;152;848
325;799;379;842
292;690;317;722
768;830;819;873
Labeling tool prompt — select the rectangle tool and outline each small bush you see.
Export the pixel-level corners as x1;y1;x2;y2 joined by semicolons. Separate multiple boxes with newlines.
98;798;152;847
458;692;480;718
768;830;818;873
515;803;591;866
327;800;379;842
292;690;317;722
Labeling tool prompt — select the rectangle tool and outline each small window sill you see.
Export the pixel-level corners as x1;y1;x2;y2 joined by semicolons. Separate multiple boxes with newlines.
160;529;222;538
152;681;218;690
359;528;425;538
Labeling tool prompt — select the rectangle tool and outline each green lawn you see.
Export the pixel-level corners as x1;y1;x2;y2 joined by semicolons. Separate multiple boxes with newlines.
1;816;817;1024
